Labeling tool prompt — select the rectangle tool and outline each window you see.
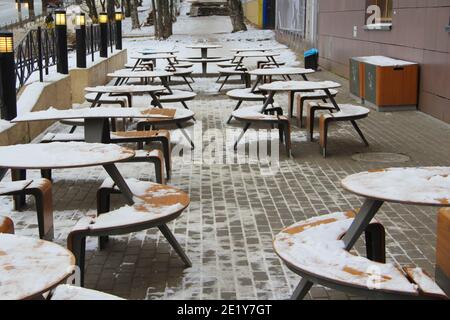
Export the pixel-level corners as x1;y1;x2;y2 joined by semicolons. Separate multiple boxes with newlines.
365;0;393;30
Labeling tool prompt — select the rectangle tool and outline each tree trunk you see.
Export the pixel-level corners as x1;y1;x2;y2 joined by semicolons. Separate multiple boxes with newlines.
107;0;115;20
28;0;36;20
41;0;48;16
124;0;131;17
130;0;140;29
228;0;247;32
85;0;99;22
155;0;172;39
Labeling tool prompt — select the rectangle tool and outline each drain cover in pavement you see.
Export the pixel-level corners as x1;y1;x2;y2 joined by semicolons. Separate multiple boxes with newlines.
352;152;410;163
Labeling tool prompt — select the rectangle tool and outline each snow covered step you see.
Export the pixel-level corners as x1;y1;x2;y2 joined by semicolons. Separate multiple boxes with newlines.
274;212;448;299
50;285;124;300
226;88;266;101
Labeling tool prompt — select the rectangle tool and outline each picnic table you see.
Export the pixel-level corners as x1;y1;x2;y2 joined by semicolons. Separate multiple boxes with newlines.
181;44;228;76
258;80;342;117
230;46;287;54
130;53;179;71
107;70;174;89
233;52;281;70
290;167;450;299
85;85;166;108
0;142;136;204
139;49;179;55
248;67;315;92
0;233;75;300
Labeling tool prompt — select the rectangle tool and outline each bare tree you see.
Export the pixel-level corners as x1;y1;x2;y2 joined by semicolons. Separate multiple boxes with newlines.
130;0;140;29
28;0;36;20
154;0;172;39
42;0;48;16
228;0;247;32
85;0;99;22
124;0;131;17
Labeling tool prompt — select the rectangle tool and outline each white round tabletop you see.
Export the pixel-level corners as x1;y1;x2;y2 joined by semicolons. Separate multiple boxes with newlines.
231;46;287;52
259;80;342;92
131;54;176;60
85;85;166;94
341;167;450;206
13;107;177;123
186;44;222;49
0;233;75;300
249;67;315;76
0;142;135;169
139;49;178;54
108;70;173;78
234;52;280;58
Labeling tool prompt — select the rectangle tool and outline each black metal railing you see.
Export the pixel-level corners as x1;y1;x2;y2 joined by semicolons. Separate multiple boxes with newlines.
14;27;57;91
14;21;117;93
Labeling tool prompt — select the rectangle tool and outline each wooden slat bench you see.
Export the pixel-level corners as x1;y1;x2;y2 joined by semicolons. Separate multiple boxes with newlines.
68;178;191;285
0;215;14;234
0;179;53;240
318;103;370;157
436;208;450;296
274;212;448;300
40;130;171;183
294;89;339;128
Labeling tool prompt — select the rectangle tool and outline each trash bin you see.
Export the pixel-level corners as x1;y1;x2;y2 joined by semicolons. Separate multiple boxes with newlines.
304;48;319;70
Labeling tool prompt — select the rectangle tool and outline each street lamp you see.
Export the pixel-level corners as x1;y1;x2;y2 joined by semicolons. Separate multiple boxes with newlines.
55;10;68;74
0;32;17;121
75;13;87;68
99;12;108;58
115;12;123;50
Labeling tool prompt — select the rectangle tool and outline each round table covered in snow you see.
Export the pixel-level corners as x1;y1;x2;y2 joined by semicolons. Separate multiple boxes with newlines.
0;233;75;300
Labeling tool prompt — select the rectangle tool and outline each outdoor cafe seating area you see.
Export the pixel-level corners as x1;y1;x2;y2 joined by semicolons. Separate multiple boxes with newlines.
0;42;449;301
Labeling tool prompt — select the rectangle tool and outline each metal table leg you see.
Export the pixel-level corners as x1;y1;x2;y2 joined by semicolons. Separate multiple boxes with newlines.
176;122;195;149
103;163;135;206
159;224;192;267
290;198;384;299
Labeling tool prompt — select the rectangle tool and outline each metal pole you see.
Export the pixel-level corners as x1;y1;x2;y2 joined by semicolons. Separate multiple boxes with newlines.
37;27;43;82
0;32;17;120
90;24;95;62
55;10;68;74
115;14;122;50
75;14;87;68
99;13;109;58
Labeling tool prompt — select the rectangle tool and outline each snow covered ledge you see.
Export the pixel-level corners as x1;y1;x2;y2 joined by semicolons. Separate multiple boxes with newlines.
0;75;72;146
0;49;127;146
70;49;128;104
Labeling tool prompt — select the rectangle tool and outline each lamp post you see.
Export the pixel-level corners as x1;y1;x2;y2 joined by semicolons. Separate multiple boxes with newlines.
75;13;87;68
0;32;17;121
115;11;123;50
99;12;109;58
55;10;68;74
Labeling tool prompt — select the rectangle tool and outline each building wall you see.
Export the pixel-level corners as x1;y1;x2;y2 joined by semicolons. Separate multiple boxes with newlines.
242;0;263;27
318;0;450;123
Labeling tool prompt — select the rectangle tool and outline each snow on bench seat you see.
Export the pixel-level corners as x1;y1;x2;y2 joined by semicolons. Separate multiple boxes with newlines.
226;88;266;101
73;178;189;231
218;67;248;75
232;104;283;121
321;104;370;119
51;285;124;300
0;180;33;194
274;212;447;298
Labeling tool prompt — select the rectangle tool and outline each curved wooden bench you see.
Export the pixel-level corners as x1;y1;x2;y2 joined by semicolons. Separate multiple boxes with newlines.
226;88;266;124
294;89;339;128
41;130;171;183
0;179;53;240
50;285;124;300
274;211;448;300
232;105;291;156
0;215;14;234
217;67;251;91
317;104;370;157
436;208;450;296
68;178;191;285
